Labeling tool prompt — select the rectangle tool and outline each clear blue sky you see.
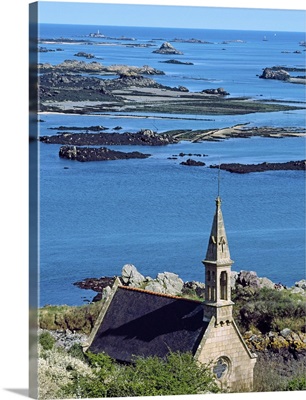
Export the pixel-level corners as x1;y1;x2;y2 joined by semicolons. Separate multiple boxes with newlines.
36;1;306;32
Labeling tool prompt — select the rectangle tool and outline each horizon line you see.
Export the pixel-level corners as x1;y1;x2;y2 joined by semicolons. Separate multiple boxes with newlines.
37;22;305;33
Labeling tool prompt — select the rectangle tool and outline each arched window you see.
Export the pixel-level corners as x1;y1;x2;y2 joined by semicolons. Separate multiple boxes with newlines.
207;285;211;301
220;271;228;300
211;286;216;301
207;270;211;281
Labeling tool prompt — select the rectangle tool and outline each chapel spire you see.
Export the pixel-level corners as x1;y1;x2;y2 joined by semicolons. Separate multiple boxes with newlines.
202;195;234;325
204;196;233;266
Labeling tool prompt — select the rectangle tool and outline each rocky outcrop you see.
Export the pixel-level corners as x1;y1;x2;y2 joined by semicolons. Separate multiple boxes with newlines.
153;42;183;55
259;67;290;81
121;264;146;286
202;87;229;95
159;59;194;65
234;270;277;290
121;265;184;296
39;72;115;103
74;266;306;302
244;329;306;355
58;145;150;162
39;328;88;351
74;52;95;59
38;60;165;76
38;72;167;105
180;158;206;166
210;160;306;173
105;74;166;90
70;267;306;358
73;276;116;293
41;129;178;146
290;279;306;295
172;38;213;44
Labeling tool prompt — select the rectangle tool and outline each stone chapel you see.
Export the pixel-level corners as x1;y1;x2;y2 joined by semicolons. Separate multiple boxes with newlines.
84;195;257;392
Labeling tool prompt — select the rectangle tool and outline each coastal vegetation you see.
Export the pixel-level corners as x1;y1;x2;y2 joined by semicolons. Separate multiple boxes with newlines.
38;339;219;399
37;269;306;396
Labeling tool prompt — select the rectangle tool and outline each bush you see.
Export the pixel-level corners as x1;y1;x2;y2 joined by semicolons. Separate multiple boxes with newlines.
285;376;306;391
38;301;103;334
234;287;306;333
38;344;94;399
68;343;87;362
39;331;56;351
63;351;220;398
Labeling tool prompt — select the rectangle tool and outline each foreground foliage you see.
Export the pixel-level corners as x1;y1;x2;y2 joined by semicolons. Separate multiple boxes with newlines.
64;351;219;398
38;336;219;399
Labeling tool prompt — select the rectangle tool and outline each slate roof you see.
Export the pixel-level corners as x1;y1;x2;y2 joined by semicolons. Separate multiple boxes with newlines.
88;286;209;363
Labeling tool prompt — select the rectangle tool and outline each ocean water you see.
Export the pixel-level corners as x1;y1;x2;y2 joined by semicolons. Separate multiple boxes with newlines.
37;24;306;306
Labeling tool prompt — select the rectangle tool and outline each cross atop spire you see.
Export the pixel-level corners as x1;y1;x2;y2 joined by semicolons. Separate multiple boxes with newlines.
217;162;221;198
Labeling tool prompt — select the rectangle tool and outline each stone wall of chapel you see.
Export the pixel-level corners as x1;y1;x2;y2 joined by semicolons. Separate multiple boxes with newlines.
197;322;256;392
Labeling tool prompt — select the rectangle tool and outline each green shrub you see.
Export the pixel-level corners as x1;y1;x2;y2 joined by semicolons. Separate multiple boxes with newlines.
233;287;306;334
38;301;103;334
68;343;87;362
39;331;56;351
285;376;306;391
64;351;220;398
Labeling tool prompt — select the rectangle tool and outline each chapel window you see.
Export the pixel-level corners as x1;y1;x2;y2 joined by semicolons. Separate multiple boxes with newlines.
220;271;228;300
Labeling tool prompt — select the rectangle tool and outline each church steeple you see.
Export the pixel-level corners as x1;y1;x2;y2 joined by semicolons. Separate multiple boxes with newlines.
204;196;233;266
202;196;234;325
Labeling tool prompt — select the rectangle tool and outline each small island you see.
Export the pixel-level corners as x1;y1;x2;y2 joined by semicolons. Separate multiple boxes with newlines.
153;41;183;55
159;59;194;65
40;129;177;146
210;160;306;173
59;145;150;162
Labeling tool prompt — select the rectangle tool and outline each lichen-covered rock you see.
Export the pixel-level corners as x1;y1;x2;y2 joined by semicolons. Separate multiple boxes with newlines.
289;286;305;295
180;158;206;167
183;281;205;298
202;87;230;95
259;67;290;81
144;281;166;294
295;279;306;290
259;277;275;289
156;272;184;295
280;328;292;338
153;42;183;55
269;335;289;350
237;270;261;289
121;264;145;286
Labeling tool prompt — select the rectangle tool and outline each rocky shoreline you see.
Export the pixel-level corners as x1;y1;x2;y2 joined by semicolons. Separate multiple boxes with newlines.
39;59;165;76
40;124;305;145
73;264;305;302
39;124;305;168
38;265;306;377
40;129;177;146
37;60;305;115
71;265;306;357
59;145;150;162
210;160;306;173
164;124;306;141
259;66;306;85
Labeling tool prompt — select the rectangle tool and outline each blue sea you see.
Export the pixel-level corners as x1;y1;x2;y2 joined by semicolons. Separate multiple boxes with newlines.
36;24;306;306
